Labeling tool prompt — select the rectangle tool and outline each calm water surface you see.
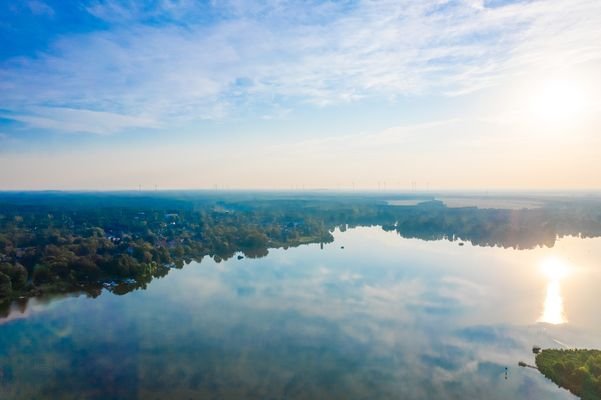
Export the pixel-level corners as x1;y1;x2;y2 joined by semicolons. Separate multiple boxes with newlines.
1;227;600;399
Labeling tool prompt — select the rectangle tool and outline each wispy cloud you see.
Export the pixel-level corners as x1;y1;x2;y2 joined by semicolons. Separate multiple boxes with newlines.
1;0;600;134
85;0;201;23
1;107;157;134
26;1;55;17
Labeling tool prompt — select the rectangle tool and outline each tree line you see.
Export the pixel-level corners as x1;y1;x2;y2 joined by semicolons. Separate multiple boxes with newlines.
1;193;600;304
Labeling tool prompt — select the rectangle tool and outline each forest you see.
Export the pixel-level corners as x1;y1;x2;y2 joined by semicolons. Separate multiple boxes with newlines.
536;349;601;400
1;191;601;305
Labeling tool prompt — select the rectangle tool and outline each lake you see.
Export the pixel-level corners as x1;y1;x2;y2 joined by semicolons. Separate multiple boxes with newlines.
1;226;600;399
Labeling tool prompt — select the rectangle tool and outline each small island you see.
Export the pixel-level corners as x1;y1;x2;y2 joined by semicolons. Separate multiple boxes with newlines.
536;349;601;400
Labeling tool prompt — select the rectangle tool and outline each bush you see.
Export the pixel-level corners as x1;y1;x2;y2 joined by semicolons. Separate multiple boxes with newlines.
0;272;12;297
32;264;53;285
0;262;28;290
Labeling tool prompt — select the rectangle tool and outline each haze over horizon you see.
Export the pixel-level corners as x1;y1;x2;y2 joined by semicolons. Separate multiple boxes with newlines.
1;0;600;191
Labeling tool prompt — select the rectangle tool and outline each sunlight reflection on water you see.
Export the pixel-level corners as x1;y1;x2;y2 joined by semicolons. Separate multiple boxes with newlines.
2;229;600;400
538;257;568;324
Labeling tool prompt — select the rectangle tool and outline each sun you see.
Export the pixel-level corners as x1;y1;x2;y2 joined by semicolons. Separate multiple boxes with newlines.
528;78;588;125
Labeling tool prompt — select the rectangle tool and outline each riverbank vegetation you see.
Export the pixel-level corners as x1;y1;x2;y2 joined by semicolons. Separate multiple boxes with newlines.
536;349;601;400
1;192;600;307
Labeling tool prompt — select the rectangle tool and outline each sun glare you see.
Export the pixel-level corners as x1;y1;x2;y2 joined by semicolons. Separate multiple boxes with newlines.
529;79;588;125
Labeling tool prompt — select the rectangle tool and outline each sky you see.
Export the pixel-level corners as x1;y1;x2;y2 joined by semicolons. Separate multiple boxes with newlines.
0;0;600;191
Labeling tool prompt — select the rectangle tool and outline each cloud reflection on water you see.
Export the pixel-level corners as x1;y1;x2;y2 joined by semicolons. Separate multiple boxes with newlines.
1;228;596;399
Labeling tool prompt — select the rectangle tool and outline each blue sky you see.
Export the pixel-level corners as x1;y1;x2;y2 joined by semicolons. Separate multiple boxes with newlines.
1;0;600;190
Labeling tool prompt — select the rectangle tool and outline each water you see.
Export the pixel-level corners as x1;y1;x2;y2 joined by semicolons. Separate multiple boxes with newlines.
1;226;600;399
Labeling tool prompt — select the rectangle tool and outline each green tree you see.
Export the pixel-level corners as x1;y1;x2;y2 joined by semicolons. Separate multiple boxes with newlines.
32;264;53;285
0;272;12;297
0;263;28;290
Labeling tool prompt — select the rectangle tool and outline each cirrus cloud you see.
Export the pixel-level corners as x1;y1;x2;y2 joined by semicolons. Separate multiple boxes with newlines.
1;0;600;134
